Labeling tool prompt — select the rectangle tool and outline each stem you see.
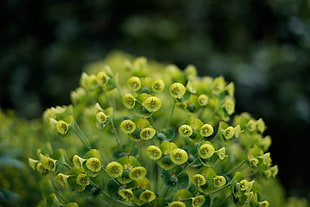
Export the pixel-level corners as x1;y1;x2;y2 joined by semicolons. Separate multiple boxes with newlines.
101;166;122;187
177;155;199;177
168;100;176;125
224;160;247;176
206;178;235;196
72;120;91;150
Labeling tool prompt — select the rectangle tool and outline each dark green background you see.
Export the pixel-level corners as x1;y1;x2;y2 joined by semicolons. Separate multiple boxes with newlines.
1;0;309;200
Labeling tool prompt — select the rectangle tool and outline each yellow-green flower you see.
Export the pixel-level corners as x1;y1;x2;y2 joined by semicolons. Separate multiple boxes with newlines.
198;94;208;106
96;111;108;124
129;166;147;180
127;76;142;91
143;96;162;112
224;97;235;115
198;143;215;159
170;148;188;165
139;190;156;203
200;124;214;137
169;201;186;207
118;189;134;201
56;173;70;187
56;120;69;135
96;71;109;86
259;200;269;207
178;124;193;137
72;155;86;168
169;83;186;99
39;154;57;171
215;147;228;160
140;128;156;140
192;174;206;186
192;195;206;207
122;93;136;109
223;126;235;139
152;79;165;92
146;145;162;160
36;162;47;174
213;175;226;188
106;161;123;178
120;120;136;134
86;157;102;173
76;173;90;186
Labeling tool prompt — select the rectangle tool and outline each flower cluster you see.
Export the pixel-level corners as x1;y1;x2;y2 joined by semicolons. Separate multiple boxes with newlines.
29;55;278;206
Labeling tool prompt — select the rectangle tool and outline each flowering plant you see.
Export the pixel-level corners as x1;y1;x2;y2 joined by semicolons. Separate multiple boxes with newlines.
29;52;279;207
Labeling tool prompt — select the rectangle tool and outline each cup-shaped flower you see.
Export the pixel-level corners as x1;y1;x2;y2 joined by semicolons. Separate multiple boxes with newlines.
36;162;47;174
223;126;235;139
256;118;266;133
56;120;69;135
127;76;142;91
120;120;136;134
192;174;207;186
238;179;254;192
86;157;102;173
200;124;214;137
170;148;188;165
106;161;123;178
96;71;109;86
234;125;242;138
169;201;186;207
192;195;206;207
198;143;215;159
28;158;39;170
142;96;162;112
213;175;226;188
76;173;90;186
224;97;235;115
146;145;162;160
56;173;70;187
152;79;165;92
129;166;147;180
215;147;228;160
246;120;256;132
122;93;136;109
65;202;79;207
140;128;156;140
39;154;57;171
259;152;272;167
178;125;193;137
198;94;209;106
139;190;156;203
72;155;86;168
169;83;186;99
96;111;108;124
118;189;134;201
259;200;269;207
244;191;255;204
248;157;259;167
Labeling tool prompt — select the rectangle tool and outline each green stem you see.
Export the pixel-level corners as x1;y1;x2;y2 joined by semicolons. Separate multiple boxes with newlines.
72;120;91;150
206;178;235;196
224;160;247;176
168;100;176;125
177;155;199;177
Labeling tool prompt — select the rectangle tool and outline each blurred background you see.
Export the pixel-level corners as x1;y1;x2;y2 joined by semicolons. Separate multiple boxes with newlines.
0;0;309;202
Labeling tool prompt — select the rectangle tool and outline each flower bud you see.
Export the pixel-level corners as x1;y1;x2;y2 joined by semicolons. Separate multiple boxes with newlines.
129;166;147;180
139;190;156;203
169;201;186;207
106;161;123;178
170;148;188;165
76;172;90;186
120;120;136;134
142;96;162;112
192;174;206;186
146;145;162;160
86;157;102;173
56;120;69;135
140;128;156;140
127;76;142;91
178;125;193;137
198;94;208;106
169;83;186;99
152;79;165;92
192;195;206;207
198;143;215;159
122;93;136;109
213;175;226;188
200;124;214;137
